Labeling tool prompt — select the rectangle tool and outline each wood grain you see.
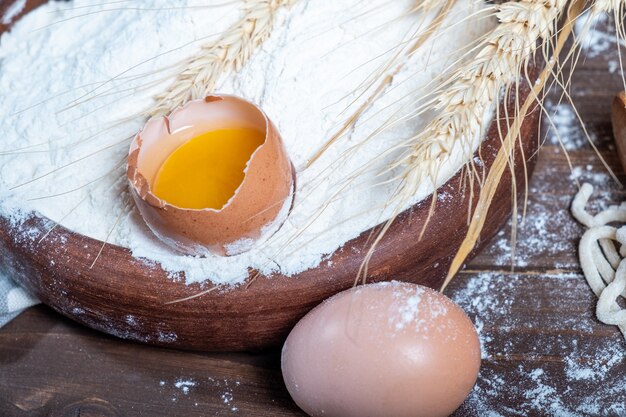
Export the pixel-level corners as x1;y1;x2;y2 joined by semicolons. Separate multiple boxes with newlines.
0;0;541;351
611;91;626;173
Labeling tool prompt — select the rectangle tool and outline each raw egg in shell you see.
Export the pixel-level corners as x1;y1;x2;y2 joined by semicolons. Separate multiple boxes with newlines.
282;282;481;417
127;95;294;256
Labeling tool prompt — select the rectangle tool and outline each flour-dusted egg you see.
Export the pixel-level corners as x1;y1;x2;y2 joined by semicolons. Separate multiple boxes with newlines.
281;282;480;417
127;95;294;256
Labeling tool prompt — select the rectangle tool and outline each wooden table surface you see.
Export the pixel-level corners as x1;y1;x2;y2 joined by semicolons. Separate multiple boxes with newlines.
2;12;626;417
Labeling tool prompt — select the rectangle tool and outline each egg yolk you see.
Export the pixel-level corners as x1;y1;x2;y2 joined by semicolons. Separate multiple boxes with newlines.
152;128;265;210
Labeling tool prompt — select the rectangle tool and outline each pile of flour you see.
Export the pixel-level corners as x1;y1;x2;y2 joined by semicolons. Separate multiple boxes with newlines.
0;0;495;285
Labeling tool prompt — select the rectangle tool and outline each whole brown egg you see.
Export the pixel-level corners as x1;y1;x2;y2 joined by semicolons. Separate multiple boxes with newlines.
281;281;481;417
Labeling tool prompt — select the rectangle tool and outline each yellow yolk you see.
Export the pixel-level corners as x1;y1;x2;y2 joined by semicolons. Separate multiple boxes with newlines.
152;128;265;210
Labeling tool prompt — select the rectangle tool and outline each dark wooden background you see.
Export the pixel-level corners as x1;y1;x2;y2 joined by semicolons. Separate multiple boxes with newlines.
2;8;626;417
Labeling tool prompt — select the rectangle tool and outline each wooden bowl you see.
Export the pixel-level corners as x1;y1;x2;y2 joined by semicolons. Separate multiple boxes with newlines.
0;0;541;351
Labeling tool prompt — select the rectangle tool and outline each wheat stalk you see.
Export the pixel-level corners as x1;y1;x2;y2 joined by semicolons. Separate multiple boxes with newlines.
591;0;624;13
148;0;295;117
404;0;569;196
444;0;626;289
355;0;573;283
442;0;587;290
414;0;452;12
306;0;457;168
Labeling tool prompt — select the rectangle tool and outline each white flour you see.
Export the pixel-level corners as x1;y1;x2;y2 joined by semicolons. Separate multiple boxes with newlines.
1;0;26;25
0;0;495;285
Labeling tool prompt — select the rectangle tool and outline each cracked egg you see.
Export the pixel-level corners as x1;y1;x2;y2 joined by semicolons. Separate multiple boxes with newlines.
127;95;294;256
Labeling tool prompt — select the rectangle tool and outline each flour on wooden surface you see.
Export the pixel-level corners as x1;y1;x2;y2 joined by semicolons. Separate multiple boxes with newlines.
450;272;626;416
0;0;495;285
448;15;626;410
575;11;621;58
575;11;626;75
159;376;240;411
545;101;589;151
174;378;197;395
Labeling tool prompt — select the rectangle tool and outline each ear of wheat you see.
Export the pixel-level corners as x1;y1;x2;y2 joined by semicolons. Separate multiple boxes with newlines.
356;0;575;284
446;0;586;287
148;0;295;117
444;0;626;290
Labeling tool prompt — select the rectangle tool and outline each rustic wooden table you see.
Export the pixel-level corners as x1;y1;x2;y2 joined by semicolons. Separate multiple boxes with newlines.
2;13;626;417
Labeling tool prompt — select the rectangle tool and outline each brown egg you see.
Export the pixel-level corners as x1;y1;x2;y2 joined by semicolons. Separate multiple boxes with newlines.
281;282;481;417
127;95;294;256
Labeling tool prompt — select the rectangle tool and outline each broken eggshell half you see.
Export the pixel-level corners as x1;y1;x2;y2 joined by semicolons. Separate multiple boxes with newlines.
127;95;294;257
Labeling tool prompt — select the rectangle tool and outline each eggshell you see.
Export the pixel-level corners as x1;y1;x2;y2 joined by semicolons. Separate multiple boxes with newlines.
281;282;481;417
127;95;294;256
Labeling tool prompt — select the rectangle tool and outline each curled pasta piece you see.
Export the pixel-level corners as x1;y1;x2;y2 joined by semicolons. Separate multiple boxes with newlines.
572;183;626;339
